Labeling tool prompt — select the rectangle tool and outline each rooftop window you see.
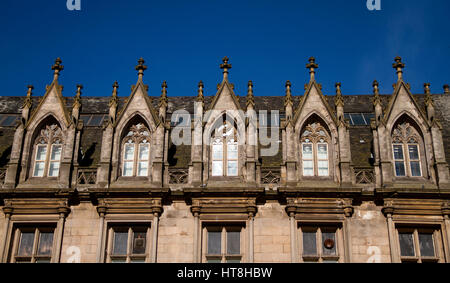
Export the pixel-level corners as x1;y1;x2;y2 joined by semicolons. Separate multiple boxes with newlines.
344;113;374;126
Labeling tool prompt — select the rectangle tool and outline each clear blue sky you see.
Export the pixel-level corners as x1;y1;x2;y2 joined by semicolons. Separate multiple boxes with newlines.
1;0;449;98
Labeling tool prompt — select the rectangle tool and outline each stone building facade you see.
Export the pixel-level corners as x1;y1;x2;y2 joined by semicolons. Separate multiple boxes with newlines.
0;56;449;263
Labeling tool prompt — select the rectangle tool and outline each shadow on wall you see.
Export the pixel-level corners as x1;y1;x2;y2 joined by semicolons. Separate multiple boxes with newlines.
79;142;97;167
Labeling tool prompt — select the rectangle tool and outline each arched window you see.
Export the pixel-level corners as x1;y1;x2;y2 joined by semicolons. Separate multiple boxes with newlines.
211;118;238;177
300;122;330;177
121;123;151;177
392;122;422;177
32;124;63;177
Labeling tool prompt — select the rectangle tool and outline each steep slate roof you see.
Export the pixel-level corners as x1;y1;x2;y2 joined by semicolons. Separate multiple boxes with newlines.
0;93;449;169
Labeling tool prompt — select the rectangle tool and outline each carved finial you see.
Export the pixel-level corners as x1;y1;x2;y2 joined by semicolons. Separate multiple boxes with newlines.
51;58;64;81
159;81;168;107
335;82;344;107
109;81;119;107
246;81;255;109
23;85;34;109
373;80;381;105
444;84;450;94
392;56;405;81
220;56;232;81
197;81;204;104
424;83;434;107
135;58;147;79
306;57;318;81
73;84;83;108
285;80;293;106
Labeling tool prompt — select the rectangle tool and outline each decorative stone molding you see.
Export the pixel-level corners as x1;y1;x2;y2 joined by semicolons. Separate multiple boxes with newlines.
285;198;353;219
190;198;257;216
3;199;70;216
96;198;163;216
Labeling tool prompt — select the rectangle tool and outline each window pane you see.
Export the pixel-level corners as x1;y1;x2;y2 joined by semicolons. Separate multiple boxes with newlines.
213;144;223;160
88;115;104;126
113;231;128;255
418;233;435;257
132;231;147;255
139;144;149;160
123;162;133;176
393;145;404;160
410;161;421;177
227;231;240;255
18;232;35;256
318;161;329;176
322;232;336;255
303;160;314;176
33;162;45;177
48;162;60;177
350;114;366;125
124;144;135;160
1;115;18;126
408;145;419;160
37;232;54;256
212;161;223;176
36;146;47;161
50;145;62;161
303;231;317;255
208;231;221;255
137;162;148;177
227;161;238;176
227;144;238;160
399;233;415;257
317;144;328;160
302;144;313;159
395;162;406;177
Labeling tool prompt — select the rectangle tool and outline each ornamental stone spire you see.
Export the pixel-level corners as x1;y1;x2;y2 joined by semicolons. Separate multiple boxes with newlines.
51;58;64;82
246;81;255;110
306;57;318;81
197;81;204;105
135;58;147;80
220;56;232;81
335;82;344;107
392;56;405;81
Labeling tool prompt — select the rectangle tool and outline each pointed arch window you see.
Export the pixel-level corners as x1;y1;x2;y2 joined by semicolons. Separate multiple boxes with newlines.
392;123;422;177
32;124;63;178
301;123;330;177
122;123;151;177
211;119;238;177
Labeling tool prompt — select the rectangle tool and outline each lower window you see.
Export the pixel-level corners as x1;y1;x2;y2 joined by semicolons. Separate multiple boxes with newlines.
299;225;342;263
10;225;56;263
106;224;150;263
397;226;444;263
204;225;243;263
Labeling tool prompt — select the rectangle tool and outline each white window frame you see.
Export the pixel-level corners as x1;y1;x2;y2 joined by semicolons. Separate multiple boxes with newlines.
317;143;329;177
48;144;62;177
392;143;422;178
302;142;314;176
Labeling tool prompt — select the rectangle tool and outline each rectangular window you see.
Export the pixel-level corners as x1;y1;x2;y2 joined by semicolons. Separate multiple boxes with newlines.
205;225;242;263
11;226;55;263
300;225;341;263
317;143;329;176
212;143;224;177
123;144;135;176
107;225;150;263
227;142;238;177
48;145;62;177
393;144;406;177
33;145;47;177
397;227;443;263
137;144;149;176
302;143;314;176
408;145;422;177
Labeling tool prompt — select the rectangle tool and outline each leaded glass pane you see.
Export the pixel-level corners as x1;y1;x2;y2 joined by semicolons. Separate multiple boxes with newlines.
113;231;128;255
137;161;148;176
227;144;238;160
317;144;328;160
399;232;415;257
302;144;313;159
123;162;133;176
213;144;223;160
395;161;406;177
50;145;62;161
18;232;35;256
227;161;238;176
139;144;149;160
36;146;47;161
322;232;336;255
227;231;240;255
318;161;329;176
207;231;221;255
418;233;435;257
132;231;147;255
124;144;135;160
408;145;419;160
303;160;314;176
48;162;60;177
303;231;317;255
212;161;223;176
37;232;53;256
393;145;404;160
33;162;45;177
410;161;421;177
